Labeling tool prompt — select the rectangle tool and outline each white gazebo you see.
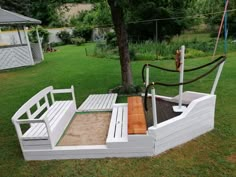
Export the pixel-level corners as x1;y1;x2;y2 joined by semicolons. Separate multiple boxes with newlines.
0;8;44;70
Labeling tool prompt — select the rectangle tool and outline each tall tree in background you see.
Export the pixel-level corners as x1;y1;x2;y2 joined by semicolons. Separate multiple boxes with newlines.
0;0;31;16
107;0;133;92
0;0;65;26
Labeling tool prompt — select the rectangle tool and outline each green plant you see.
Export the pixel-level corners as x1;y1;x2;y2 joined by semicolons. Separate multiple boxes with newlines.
73;25;93;41
0;44;235;176
57;30;72;44
106;31;117;47
50;42;65;47
129;48;136;61
71;37;86;46
28;26;49;45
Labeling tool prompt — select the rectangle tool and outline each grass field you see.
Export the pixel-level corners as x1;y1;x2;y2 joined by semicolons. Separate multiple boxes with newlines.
0;44;235;177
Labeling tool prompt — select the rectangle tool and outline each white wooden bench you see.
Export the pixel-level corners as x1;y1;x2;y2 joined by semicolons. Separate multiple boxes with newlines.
106;104;128;146
11;86;76;151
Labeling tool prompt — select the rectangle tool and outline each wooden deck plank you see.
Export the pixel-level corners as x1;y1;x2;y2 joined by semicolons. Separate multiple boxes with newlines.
115;107;123;138
122;106;128;138
93;94;102;110
102;94;112;110
128;96;147;134
106;94;115;109
101;94;110;109
106;104;128;144
107;107;118;141
84;95;97;111
97;94;106;110
77;94;118;112
77;95;93;110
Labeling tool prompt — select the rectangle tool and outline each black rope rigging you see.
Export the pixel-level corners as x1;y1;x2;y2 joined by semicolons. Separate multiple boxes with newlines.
142;56;226;83
144;56;226;111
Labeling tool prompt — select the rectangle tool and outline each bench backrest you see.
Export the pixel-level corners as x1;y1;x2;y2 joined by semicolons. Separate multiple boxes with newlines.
12;86;53;122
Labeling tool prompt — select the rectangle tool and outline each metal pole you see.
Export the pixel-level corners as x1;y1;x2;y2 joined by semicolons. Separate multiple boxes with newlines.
146;65;150;87
36;25;44;60
151;87;158;127
211;62;225;95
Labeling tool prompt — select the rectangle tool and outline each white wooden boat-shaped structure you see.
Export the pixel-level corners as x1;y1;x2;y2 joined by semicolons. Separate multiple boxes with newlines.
11;47;225;160
11;86;215;161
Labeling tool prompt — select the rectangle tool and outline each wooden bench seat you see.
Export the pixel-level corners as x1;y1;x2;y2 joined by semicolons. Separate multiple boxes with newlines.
22;101;74;140
128;96;147;134
12;86;76;150
106;104;128;144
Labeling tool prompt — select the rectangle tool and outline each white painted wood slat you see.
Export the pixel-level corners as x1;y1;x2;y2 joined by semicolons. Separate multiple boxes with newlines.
115;107;123;139
101;94;110;109
106;104;128;144
107;107;118;141
77;94;118;112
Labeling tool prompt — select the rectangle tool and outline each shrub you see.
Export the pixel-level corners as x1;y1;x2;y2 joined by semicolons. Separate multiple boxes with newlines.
28;26;49;46
57;30;72;44
129;48;136;61
73;25;93;41
106;31;117;47
71;37;86;46
50;42;65;47
185;48;205;58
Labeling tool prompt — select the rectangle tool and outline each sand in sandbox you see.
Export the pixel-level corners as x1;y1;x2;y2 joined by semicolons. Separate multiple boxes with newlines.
58;112;111;146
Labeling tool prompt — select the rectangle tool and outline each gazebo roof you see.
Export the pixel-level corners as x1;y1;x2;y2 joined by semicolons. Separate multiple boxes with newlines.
0;8;41;26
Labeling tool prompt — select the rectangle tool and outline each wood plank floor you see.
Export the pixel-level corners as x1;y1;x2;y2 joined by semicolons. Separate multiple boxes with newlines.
128;96;147;134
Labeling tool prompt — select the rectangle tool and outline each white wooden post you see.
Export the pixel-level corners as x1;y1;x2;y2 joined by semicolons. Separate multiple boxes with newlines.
173;45;187;112
151;87;158;127
23;26;34;65
26;110;32;127
211;61;225;95
13;122;24;152
146;65;150;87
44;118;54;149
50;92;55;104
36;25;44;60
44;96;50;109
71;85;77;108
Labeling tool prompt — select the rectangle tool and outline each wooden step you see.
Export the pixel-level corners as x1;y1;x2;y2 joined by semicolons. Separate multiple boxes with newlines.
128;96;147;134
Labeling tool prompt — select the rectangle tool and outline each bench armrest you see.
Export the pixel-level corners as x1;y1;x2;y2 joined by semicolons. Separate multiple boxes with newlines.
16;118;45;124
15;117;54;148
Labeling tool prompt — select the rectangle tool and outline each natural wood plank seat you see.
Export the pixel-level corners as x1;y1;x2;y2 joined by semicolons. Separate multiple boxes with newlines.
11;86;76;150
128;96;147;134
106;104;128;144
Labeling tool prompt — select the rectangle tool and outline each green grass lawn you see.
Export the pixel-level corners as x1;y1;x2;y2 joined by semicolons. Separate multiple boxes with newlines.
0;44;235;177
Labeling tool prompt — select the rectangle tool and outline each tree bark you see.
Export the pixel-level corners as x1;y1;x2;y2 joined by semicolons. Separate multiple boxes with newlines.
108;0;133;91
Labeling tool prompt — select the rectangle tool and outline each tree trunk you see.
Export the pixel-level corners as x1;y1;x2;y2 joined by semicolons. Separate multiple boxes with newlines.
108;0;133;91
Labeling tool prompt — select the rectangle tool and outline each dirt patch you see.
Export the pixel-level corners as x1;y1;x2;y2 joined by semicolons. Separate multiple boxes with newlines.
227;154;236;163
58;112;111;146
